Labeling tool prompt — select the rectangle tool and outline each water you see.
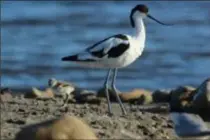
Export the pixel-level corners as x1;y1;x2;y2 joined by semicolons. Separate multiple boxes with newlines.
1;1;210;91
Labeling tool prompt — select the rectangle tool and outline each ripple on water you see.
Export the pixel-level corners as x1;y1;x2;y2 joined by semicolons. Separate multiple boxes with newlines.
1;1;210;91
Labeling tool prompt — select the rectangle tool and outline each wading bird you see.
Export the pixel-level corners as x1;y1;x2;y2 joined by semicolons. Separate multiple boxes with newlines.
62;4;172;115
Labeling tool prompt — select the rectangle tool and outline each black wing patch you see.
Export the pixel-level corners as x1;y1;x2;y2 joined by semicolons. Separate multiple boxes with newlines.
88;34;129;58
107;43;129;58
86;34;128;52
114;34;128;40
62;55;78;61
91;50;104;58
89;43;129;58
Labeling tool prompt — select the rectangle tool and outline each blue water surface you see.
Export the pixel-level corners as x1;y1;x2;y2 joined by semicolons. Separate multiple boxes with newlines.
1;1;210;91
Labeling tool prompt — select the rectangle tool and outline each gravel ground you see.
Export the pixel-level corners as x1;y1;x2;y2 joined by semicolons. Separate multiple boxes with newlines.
0;94;180;140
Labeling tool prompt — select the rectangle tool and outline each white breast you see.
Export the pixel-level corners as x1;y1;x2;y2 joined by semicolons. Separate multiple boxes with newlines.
117;36;143;68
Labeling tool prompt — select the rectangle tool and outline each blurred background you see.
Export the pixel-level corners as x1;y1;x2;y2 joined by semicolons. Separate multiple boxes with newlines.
1;1;210;92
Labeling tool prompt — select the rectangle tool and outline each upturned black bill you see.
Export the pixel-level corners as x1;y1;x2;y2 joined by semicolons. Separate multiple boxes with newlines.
148;14;173;26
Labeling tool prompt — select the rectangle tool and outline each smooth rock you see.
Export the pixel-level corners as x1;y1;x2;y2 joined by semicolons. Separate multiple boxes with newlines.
97;88;153;104
120;89;153;104
30;87;54;99
170;112;210;139
152;90;171;103
170;86;195;110
192;78;210;114
15;114;98;140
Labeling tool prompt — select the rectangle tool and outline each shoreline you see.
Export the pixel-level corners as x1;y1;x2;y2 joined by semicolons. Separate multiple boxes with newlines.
1;77;209;139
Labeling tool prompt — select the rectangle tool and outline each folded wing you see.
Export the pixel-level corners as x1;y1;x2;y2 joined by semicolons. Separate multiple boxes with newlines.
61;34;130;62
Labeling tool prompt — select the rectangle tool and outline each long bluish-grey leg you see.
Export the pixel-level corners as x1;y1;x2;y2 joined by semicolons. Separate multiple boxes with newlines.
103;69;111;88
111;68;127;115
104;69;112;115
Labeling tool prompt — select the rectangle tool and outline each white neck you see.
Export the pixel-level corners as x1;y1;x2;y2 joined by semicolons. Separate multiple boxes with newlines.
133;16;146;46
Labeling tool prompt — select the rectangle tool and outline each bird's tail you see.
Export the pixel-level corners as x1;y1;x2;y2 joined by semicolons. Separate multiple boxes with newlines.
62;55;78;61
61;52;96;62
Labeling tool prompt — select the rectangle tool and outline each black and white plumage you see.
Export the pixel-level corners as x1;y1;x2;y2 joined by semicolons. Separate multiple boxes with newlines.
62;34;132;68
61;4;172;115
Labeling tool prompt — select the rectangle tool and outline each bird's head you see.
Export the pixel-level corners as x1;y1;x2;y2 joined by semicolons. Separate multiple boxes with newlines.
130;4;173;28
